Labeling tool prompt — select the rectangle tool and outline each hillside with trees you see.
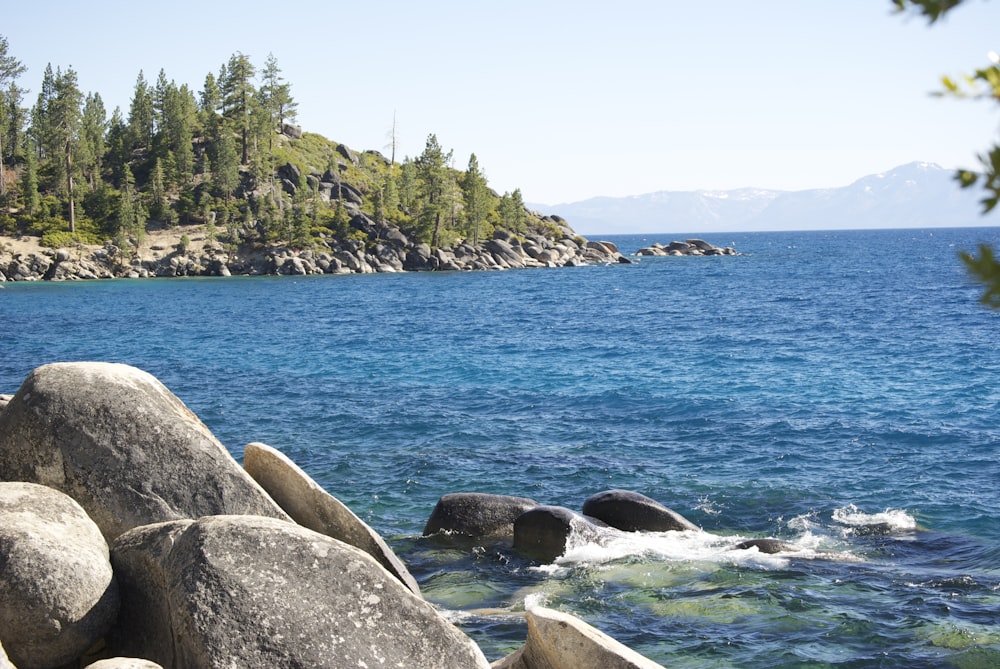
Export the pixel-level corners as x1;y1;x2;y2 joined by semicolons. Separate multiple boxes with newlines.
0;36;622;279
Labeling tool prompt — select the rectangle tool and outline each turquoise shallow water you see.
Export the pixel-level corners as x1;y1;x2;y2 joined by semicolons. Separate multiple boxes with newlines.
2;227;999;667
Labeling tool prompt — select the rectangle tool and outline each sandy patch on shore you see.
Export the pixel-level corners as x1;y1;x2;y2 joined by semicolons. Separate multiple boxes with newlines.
0;226;209;262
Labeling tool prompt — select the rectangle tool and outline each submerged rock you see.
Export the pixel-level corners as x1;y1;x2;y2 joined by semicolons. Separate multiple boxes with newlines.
582;490;699;533
733;538;797;554
423;492;539;537
0;362;289;541
0;482;119;669
492;606;665;669
243;441;421;595
109;515;490;668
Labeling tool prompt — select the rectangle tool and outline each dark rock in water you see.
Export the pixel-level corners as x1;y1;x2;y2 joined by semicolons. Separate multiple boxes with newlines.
423;492;538;537
733;538;796;554
847;522;895;537
109;515;490;668
243;442;421;595
582;490;699;533
0;362;290;542
513;505;610;563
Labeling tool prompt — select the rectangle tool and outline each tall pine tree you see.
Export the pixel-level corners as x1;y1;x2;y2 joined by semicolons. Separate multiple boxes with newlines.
414;133;453;247
221;52;255;165
0;35;26;197
461;153;490;244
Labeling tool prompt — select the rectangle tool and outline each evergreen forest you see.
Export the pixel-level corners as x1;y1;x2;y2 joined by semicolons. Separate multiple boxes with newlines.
0;36;552;259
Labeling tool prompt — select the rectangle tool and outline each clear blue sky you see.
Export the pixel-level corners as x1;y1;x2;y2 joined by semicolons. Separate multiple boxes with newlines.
5;1;999;204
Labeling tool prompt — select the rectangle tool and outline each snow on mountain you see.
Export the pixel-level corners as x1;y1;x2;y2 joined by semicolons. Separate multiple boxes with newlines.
531;163;989;235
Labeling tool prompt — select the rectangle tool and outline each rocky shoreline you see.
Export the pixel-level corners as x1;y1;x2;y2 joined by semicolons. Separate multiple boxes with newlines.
0;220;631;282
0;362;666;669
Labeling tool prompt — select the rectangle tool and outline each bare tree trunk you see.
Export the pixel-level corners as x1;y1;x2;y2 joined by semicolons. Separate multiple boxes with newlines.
0;133;5;197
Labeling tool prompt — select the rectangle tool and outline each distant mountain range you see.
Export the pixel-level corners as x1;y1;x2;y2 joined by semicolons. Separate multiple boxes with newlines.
531;162;994;235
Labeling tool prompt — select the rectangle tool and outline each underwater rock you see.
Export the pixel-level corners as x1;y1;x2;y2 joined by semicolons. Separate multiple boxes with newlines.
733;538;797;554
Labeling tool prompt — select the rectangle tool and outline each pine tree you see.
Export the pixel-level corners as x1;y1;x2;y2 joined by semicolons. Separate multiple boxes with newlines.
115;164;146;259
221;52;255;165
127;71;153;152
30;64;56;163
499;191;525;235
104;107;129;187
211;128;239;200
152;68;169;134
461;153;490;244
149;157;166;219
0;35;26;197
414;133;453;247
21;137;38;214
47;67;83;232
161;81;196;186
259;53;297;141
78;92;107;191
199;72;221;133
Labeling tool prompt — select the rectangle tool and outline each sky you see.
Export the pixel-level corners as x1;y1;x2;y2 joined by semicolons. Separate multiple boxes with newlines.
5;1;1000;206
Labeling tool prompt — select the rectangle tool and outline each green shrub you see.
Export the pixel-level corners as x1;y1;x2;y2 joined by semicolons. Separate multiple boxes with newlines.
40;230;102;248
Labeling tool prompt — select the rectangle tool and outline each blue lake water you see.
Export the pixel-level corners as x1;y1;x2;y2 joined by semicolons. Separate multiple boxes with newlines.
2;227;999;667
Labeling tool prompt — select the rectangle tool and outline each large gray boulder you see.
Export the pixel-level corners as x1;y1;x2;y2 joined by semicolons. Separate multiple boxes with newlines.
513;506;613;563
423;492;539;537
242;441;421;595
0;362;289;542
0;482;119;669
492;606;664;669
581;490;699;533
109;515;490;669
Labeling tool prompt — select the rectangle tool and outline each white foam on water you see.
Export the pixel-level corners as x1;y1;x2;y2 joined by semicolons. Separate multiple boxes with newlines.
542;527;844;572
832;503;917;531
